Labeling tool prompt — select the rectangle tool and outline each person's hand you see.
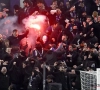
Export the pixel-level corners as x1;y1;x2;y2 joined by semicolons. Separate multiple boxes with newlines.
41;64;43;68
80;33;83;35
13;62;16;65
89;21;93;25
22;63;26;68
46;66;51;71
3;61;8;65
26;57;29;61
91;28;94;31
54;62;58;66
94;43;98;47
83;22;86;27
65;23;70;28
81;64;83;66
83;34;86;37
35;67;40;72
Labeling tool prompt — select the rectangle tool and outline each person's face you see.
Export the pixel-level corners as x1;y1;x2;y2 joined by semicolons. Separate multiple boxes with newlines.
86;18;91;23
95;0;99;4
53;1;57;6
90;32;94;37
47;79;52;83
5;41;9;47
73;26;77;29
37;3;42;7
69;45;73;51
71;18;75;23
6;48;11;54
53;24;57;28
84;43;87;48
23;2;27;7
42;35;47;42
62;36;67;41
13;31;18;37
82;12;86;16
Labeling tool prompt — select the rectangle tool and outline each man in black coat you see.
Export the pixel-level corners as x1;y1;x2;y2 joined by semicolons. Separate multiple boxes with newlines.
8;29;29;47
94;15;100;44
0;66;9;90
9;62;21;90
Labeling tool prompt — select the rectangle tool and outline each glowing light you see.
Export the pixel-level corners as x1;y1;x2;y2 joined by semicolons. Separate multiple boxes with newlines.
30;24;41;30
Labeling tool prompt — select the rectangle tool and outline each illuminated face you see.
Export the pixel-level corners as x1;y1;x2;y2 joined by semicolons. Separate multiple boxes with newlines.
42;35;47;42
13;31;18;37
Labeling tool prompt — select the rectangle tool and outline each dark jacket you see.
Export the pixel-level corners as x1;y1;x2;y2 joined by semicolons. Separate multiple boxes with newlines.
0;72;9;89
9;65;21;84
8;30;29;47
0;40;6;59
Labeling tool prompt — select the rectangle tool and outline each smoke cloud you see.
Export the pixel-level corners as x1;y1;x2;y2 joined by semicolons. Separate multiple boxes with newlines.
0;16;24;38
0;14;49;51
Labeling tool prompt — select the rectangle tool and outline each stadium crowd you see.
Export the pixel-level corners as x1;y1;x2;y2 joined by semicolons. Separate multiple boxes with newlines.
0;0;100;90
